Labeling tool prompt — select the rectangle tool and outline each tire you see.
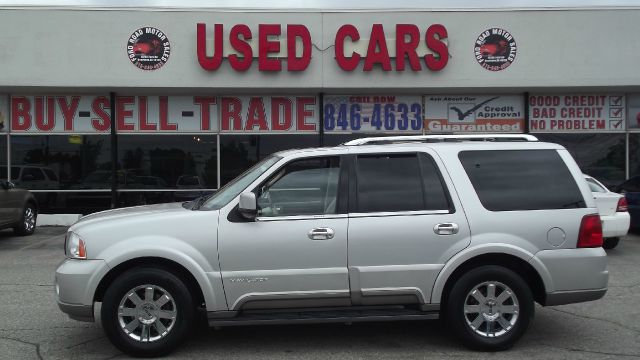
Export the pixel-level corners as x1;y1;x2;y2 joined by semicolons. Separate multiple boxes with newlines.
101;267;195;357
603;237;620;249
13;203;37;236
445;265;534;351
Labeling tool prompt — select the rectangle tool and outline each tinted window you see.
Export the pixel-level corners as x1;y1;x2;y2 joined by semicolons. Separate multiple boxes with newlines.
459;150;585;211
43;168;58;181
419;153;451;211
256;157;340;217
356;154;424;212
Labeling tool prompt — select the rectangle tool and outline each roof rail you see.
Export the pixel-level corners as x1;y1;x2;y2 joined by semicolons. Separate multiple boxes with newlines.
342;134;539;146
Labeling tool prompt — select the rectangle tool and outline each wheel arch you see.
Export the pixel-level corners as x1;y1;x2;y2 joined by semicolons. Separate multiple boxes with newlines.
432;246;549;307
94;257;207;310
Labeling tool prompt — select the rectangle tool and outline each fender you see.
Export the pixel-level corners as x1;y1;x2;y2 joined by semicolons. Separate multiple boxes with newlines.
429;242;553;304
96;235;227;312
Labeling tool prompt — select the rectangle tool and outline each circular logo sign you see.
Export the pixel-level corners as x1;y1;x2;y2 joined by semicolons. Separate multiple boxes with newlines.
127;27;171;71
474;28;517;71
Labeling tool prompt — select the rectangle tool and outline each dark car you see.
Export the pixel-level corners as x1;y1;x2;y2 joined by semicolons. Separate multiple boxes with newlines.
0;180;38;235
611;176;640;230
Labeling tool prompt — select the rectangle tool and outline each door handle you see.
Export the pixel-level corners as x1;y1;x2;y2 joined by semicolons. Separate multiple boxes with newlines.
308;227;335;240
433;223;459;235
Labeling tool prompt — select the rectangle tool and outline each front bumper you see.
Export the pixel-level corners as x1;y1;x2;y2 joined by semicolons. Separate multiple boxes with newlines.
55;258;110;322
533;247;609;306
601;212;630;238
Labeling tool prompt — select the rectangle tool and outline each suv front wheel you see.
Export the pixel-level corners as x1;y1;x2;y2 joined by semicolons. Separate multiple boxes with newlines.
101;267;195;357
445;265;534;351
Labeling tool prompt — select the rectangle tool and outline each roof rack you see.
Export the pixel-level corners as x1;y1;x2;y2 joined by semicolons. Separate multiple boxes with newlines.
342;134;539;146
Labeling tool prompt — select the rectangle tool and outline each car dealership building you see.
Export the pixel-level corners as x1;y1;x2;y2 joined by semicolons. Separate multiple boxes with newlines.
1;2;640;214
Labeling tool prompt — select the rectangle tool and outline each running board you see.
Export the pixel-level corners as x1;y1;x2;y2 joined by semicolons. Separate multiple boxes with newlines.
208;307;439;327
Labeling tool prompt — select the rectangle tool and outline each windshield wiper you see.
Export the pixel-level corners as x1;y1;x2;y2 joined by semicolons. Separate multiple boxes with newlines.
190;194;213;210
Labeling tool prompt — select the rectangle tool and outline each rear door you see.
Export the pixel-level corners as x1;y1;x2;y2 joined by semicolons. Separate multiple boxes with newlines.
346;151;471;306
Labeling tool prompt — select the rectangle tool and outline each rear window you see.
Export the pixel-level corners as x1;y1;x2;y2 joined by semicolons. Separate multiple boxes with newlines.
459;150;585;211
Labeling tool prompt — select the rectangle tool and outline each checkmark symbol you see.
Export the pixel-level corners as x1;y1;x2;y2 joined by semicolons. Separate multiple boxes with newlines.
613;108;623;116
613;120;622;128
610;96;623;106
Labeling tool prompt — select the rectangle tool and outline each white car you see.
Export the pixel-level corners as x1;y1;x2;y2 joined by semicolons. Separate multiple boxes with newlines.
584;174;629;249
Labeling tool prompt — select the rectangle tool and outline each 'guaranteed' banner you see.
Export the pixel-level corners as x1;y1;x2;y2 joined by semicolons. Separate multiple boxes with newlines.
323;95;423;133
424;95;524;133
529;94;626;132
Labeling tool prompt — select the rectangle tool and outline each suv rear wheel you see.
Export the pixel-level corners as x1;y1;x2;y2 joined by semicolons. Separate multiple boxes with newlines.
445;265;534;351
101;267;195;357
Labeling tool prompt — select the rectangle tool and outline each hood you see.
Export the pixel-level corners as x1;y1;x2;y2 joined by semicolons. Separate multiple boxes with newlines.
72;202;189;229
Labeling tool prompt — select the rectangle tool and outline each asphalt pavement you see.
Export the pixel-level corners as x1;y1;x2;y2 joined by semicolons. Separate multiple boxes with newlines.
1;226;639;360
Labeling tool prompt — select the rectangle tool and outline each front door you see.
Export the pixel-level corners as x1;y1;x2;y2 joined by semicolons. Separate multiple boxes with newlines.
347;151;471;306
218;156;350;311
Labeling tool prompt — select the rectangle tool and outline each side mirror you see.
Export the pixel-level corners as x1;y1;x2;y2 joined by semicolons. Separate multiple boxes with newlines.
1;181;15;190
238;192;258;220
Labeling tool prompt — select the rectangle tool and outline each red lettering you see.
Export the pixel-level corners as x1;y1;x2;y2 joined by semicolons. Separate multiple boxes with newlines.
271;97;292;131
287;25;312;71
296;97;316;131
116;96;135;131
34;97;55;131
57;96;80;131
194;96;216;131
229;24;253;71
158;96;177;131
221;97;242;131
11;97;31;131
197;23;223;71
138;96;156;131
425;24;448;71
91;97;111;131
395;24;421;71
363;24;392;71
245;97;268;130
258;24;282;71
335;25;361;71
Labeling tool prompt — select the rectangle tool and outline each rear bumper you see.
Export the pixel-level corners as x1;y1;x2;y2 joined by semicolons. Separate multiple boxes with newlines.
544;288;607;306
601;212;630;238
533;247;609;305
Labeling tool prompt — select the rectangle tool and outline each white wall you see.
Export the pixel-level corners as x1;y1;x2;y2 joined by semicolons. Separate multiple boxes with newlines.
0;8;638;91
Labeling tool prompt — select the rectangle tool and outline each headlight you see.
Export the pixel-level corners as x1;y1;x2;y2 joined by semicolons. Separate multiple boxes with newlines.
65;231;87;259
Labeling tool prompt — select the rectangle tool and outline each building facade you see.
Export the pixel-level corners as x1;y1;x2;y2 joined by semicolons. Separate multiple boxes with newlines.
1;4;639;213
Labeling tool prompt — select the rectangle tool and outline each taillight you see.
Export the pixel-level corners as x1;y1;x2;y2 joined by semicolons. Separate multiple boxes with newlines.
577;214;603;248
617;197;628;212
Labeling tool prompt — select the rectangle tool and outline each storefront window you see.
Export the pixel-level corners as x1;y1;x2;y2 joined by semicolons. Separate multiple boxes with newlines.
10;135;111;190
535;133;625;189
0;136;7;180
117;135;218;190
220;135;320;185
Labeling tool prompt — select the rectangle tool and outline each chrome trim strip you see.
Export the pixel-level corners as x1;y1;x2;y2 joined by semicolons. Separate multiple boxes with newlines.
349;210;449;218
231;290;351;310
256;214;348;222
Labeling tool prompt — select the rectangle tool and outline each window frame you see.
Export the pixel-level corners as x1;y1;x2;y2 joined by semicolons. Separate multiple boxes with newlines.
249;154;348;221
348;151;454;217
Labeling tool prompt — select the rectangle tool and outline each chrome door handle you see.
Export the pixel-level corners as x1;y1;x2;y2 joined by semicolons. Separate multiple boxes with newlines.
434;223;459;235
308;227;335;240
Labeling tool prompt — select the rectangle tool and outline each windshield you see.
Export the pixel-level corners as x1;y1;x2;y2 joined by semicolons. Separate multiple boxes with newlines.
199;155;281;210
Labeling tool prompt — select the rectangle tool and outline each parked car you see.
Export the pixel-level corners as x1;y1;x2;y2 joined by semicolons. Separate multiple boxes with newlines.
611;176;640;230
174;174;208;202
0;180;38;235
584;174;629;249
0;165;60;208
55;134;608;357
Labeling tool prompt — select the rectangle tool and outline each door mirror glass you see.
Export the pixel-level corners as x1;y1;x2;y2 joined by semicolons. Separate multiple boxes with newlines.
238;192;257;220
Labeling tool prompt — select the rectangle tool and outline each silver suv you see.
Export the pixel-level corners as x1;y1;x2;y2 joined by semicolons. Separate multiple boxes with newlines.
55;134;608;357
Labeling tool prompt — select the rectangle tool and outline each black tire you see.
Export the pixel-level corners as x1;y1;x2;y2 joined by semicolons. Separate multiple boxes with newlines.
603;237;620;249
445;265;534;351
13;203;37;236
101;267;195;357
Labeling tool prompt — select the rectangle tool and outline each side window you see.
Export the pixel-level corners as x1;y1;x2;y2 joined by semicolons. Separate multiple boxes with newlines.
256;157;340;217
418;153;452;211
22;167;45;181
356;154;424;213
43;168;58;181
459;150;586;211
